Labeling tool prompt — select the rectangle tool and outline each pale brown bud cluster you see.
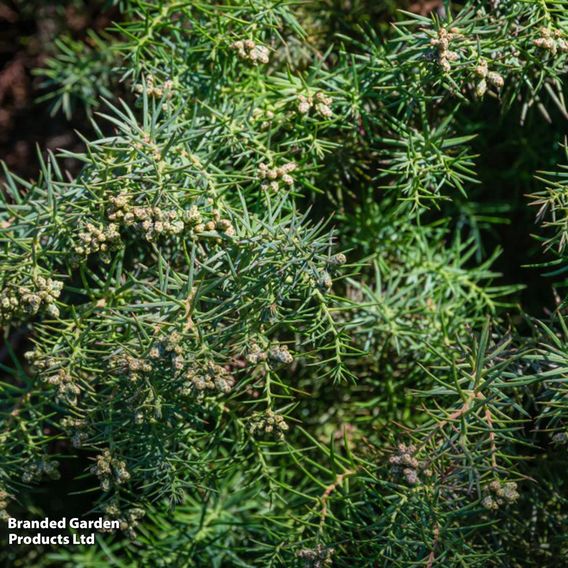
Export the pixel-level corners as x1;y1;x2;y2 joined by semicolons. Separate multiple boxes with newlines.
24;349;54;371
203;209;235;237
107;193;226;242
112;353;152;382
107;192;131;222
481;480;520;510
102;500;145;540
62;417;90;448
0;276;63;323
123;206;185;241
75;222;121;258
90;450;130;492
22;458;61;484
183;205;204;230
389;443;432;485
43;368;81;405
246;342;268;365
297;92;333;118
473;59;504;97
231;40;269;64
252;108;275;130
328;252;347;266
258;162;297;191
430;27;461;73
249;410;289;440
134;75;174;99
268;344;294;366
297;544;335;568
154;330;184;357
533;27;568;55
182;362;235;398
108;196;230;242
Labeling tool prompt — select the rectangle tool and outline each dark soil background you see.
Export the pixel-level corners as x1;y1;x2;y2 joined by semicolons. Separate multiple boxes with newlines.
0;0;117;180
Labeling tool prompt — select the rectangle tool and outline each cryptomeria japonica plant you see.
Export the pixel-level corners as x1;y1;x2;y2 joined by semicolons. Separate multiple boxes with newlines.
1;0;568;566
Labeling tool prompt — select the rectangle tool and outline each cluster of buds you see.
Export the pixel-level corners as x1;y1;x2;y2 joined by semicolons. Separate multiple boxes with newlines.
258;162;297;192
172;352;185;371
122;206;185;242
107;192;131;222
112;200;233;241
182;362;235;398
149;331;188;372
246;342;268;365
203;209;236;237
533;27;568;55
268;344;294;366
231;39;269;64
473;59;504;97
133;409;150;425
328;252;347;266
481;480;520;510
43;368;81;405
102;501;145;540
0;276;63;322
183;205;204;232
90;450;130;492
152;331;184;357
24;349;55;372
296;92;333;118
430;27;461;73
297;544;335;568
22;458;60;484
0;487;10;521
389;443;432;485
113;353;152;382
249;410;289;440
134;74;174;99
62;417;90;448
252;108;275;130
0;288;22;322
75;222;121;258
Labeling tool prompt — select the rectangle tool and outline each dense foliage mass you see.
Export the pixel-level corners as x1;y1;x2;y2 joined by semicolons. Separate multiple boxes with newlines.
1;0;568;566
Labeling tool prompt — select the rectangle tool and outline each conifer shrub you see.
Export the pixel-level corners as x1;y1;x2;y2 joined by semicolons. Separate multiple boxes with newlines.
1;1;568;566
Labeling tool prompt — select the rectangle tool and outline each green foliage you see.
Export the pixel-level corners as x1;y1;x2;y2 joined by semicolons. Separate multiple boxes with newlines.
2;1;568;566
35;32;118;119
531;144;568;256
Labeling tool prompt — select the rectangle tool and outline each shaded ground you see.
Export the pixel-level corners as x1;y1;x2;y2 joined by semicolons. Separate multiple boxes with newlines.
0;1;116;180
